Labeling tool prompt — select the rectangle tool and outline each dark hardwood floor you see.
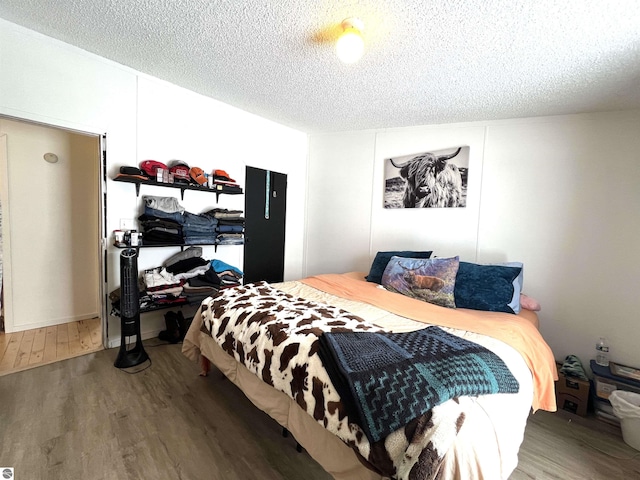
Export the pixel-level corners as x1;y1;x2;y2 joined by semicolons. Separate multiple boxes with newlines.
0;342;638;480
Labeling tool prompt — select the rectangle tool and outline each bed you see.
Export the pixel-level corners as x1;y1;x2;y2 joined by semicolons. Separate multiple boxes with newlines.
182;270;557;480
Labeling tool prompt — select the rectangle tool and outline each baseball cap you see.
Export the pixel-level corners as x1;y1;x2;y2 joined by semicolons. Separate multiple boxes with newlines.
139;160;168;177
213;169;236;182
114;165;149;181
168;160;190;182
189;167;207;185
167;160;190;169
120;166;147;177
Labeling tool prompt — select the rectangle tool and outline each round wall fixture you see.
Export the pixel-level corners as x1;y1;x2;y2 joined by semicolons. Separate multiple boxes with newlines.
43;152;59;163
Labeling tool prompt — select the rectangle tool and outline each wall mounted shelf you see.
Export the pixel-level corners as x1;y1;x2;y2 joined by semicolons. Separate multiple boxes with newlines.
112;176;243;200
114;243;241;252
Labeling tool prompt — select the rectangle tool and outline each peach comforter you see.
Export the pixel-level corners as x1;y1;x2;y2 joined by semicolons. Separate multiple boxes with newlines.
302;272;557;413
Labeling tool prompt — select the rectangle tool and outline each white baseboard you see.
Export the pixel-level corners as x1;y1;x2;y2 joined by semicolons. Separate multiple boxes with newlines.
10;311;100;332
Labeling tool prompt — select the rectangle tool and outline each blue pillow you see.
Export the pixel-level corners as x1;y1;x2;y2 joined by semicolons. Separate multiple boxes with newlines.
454;262;522;313
365;250;433;284
381;256;459;308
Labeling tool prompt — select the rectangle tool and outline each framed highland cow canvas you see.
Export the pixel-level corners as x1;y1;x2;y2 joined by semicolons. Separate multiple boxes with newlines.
384;146;469;208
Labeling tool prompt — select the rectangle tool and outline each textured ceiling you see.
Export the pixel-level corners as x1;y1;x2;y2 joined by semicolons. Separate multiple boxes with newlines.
0;0;639;133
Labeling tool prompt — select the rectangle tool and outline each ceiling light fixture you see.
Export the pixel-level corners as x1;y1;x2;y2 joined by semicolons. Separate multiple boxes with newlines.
336;17;364;64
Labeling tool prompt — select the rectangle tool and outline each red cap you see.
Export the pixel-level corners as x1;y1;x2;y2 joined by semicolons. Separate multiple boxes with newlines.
139;160;168;177
213;169;235;182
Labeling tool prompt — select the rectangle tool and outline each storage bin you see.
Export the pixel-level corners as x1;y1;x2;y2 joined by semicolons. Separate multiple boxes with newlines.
594;375;618;400
594;373;640;400
591;360;640;393
593;397;619;425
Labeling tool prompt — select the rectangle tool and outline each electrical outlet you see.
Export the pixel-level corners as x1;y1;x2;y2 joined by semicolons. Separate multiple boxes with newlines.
120;218;135;230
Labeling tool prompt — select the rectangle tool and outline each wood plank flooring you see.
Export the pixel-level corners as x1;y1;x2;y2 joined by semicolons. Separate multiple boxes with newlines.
0;317;103;376
0;343;638;480
512;408;640;479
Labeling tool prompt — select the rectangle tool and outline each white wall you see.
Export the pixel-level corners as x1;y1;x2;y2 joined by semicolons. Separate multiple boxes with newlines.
307;110;640;372
306;132;376;274
0;119;99;330
133;75;307;282
117;76;308;342
0;18;308;346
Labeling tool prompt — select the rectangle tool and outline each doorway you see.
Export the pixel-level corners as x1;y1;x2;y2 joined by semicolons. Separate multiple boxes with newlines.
0;118;105;355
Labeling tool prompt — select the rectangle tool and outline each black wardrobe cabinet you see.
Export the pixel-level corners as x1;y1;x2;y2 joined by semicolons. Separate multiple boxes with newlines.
243;167;287;284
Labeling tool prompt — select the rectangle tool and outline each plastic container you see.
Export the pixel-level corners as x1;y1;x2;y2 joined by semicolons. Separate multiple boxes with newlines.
594;375;619;400
609;390;640;451
591;361;640;401
595;337;609;366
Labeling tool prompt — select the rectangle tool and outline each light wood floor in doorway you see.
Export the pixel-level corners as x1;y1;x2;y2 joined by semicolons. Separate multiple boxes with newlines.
0;317;103;376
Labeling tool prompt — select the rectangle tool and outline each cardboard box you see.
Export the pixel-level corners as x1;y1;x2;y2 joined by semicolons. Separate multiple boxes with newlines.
557;393;588;416
555;362;590;416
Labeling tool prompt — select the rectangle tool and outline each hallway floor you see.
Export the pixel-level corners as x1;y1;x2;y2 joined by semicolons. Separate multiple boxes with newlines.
0;317;102;376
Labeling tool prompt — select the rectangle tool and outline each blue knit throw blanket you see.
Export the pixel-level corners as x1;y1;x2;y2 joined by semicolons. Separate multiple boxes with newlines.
318;326;519;443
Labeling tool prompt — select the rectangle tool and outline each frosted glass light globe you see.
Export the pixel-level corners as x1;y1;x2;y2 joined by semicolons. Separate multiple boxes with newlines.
336;27;364;64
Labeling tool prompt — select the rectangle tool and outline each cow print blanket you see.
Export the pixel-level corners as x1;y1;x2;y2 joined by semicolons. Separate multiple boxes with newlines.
200;282;469;480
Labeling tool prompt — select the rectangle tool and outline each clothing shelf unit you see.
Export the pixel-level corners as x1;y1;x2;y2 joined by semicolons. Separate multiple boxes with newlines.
111;175;244;316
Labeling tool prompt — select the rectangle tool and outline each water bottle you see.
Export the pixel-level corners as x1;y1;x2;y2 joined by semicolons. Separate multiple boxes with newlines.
595;337;609;367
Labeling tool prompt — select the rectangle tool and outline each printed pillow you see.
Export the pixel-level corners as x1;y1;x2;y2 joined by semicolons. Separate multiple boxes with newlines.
454;262;522;313
365;250;433;284
381;256;459;308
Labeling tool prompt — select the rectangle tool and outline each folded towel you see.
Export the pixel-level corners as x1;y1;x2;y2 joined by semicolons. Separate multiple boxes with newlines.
560;355;589;381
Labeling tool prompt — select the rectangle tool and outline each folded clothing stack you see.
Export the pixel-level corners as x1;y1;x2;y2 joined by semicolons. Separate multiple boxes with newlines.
137;195;218;245
138;214;183;245
109;247;245;314
203;208;245;245
182;211;217;245
204;208;243;220
216;233;244;245
211;259;243;288
164;247;211;280
139;195;185;245
165;247;219;304
142;266;187;308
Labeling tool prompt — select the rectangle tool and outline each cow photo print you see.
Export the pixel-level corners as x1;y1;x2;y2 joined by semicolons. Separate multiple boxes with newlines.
384;145;469;208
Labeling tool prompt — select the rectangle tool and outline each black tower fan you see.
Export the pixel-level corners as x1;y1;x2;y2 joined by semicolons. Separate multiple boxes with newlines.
114;248;149;368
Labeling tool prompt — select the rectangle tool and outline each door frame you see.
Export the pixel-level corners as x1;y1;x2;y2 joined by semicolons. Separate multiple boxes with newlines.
0;115;107;345
0;134;14;332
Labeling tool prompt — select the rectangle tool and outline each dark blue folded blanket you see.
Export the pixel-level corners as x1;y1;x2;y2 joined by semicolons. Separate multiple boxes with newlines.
318;326;519;443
